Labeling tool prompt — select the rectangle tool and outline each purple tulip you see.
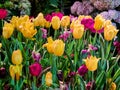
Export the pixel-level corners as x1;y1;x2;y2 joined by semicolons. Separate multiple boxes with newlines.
32;51;41;62
78;64;88;76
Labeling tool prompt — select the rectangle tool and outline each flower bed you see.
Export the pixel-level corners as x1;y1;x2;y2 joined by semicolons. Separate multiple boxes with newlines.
0;12;120;90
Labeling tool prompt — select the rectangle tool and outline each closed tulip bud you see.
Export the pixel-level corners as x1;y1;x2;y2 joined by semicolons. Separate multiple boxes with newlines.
2;22;14;39
0;67;6;78
29;63;42;76
61;16;70;28
73;24;84;39
9;65;15;80
52;39;65;56
110;82;116;90
12;49;23;65
104;25;118;41
78;64;88;76
84;56;100;71
94;15;105;30
51;16;60;30
0;43;2;48
45;72;52;86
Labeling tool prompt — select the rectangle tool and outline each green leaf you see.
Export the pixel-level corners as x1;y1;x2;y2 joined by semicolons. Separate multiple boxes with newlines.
112;68;120;81
96;71;105;89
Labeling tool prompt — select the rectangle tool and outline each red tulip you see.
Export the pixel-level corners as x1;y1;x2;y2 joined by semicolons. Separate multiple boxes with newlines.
29;63;42;76
0;9;7;19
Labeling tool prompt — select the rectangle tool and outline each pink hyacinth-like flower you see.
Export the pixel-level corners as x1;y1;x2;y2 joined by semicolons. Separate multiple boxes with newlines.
45;14;52;22
29;62;42;76
86;81;93;90
114;41;120;55
59;31;72;41
41;28;47;38
71;1;81;14
52;12;63;20
32;51;41;62
108;10;118;20
78;64;88;76
0;9;8;19
100;11;112;20
81;49;88;54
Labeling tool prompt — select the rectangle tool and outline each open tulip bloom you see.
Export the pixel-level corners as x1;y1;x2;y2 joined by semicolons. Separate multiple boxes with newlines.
0;12;120;90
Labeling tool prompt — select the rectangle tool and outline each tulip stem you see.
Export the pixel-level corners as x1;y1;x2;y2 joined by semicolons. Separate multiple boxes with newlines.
54;30;57;39
92;71;94;82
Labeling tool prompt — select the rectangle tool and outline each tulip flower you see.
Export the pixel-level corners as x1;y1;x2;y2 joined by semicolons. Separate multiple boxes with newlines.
10;16;19;29
29;63;42;76
20;21;37;38
2;22;14;39
61;16;70;28
34;13;45;27
104;25;118;41
110;82;116;90
0;67;6;78
43;37;54;53
84;56;100;71
12;49;23;65
78;64;88;76
94;15;105;31
0;9;7;19
52;39;65;56
73;24;84;39
45;72;52;86
0;43;2;48
51;16;60;30
45;20;51;28
32;51;41;62
9;65;22;80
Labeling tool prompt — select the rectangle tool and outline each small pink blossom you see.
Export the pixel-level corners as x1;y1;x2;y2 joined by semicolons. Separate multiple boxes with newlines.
59;31;71;41
40;28;47;38
32;51;41;62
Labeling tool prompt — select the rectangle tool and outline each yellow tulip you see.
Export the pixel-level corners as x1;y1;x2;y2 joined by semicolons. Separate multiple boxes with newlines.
0;43;2;48
43;37;54;53
103;20;112;27
70;19;81;30
45;72;52;86
34;13;45;27
73;24;84;39
2;22;14;39
52;39;65;56
84;56;100;71
110;82;116;90
10;16;19;28
20;21;37;38
94;14;105;30
78;15;92;21
104;25;118;41
9;65;15;79
45;20;51;28
9;65;22;80
51;16;60;30
61;16;70;28
12;49;23;65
